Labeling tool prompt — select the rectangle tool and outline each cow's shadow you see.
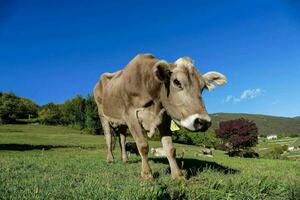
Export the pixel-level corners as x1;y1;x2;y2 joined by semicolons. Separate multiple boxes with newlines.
0;143;96;151
150;157;239;179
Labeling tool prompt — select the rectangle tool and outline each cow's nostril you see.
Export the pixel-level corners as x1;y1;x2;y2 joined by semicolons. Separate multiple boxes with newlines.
194;118;211;132
194;118;204;130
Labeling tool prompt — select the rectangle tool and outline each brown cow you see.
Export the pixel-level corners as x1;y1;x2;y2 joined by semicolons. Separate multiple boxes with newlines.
94;54;226;179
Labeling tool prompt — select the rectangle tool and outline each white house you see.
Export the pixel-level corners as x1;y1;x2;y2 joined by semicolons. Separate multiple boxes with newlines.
267;134;277;140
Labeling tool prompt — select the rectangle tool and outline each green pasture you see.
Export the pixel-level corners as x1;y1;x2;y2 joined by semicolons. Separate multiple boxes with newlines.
0;125;299;199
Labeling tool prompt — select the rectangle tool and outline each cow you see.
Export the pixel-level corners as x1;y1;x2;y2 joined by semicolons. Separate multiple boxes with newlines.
194;148;214;158
202;148;213;155
150;147;166;157
94;54;226;179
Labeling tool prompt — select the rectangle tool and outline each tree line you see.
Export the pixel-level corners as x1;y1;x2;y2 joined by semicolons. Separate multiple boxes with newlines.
0;92;102;134
1;92;260;157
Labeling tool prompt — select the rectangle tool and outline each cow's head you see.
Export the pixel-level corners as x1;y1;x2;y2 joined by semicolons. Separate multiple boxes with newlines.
154;57;226;132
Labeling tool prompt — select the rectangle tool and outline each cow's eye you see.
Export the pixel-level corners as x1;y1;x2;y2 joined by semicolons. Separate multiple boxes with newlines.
173;79;182;88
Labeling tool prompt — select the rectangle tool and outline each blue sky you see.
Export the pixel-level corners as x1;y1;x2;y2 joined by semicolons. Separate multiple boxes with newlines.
0;0;300;117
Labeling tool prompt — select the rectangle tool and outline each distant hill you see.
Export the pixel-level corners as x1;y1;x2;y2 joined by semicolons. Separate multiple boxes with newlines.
210;113;300;137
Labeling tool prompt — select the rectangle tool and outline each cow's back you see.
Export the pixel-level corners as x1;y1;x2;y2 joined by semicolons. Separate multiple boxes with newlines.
93;71;122;116
97;54;162;122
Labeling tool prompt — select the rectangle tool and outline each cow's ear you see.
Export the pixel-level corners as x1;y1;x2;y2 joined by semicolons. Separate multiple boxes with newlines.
203;71;227;91
153;61;171;82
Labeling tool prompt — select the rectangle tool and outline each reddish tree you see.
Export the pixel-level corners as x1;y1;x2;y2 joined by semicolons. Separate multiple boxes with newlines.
215;118;258;150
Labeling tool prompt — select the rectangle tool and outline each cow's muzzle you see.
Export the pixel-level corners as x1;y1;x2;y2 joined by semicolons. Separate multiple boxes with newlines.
179;114;211;132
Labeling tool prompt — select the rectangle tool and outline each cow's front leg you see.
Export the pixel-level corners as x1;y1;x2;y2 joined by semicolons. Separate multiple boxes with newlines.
126;111;153;179
161;136;184;179
159;118;184;179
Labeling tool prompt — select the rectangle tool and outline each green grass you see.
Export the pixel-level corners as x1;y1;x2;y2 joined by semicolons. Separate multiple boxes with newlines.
265;138;297;145
256;137;300;159
0;125;299;200
257;137;298;148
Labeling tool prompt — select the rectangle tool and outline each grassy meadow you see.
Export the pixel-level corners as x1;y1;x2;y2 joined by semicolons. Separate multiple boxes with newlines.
256;137;300;159
0;125;299;200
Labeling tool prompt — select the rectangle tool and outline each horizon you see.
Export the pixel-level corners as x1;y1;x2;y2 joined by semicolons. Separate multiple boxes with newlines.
2;91;299;119
1;0;300;117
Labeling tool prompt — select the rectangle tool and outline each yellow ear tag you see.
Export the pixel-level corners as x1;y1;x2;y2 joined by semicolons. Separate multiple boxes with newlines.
170;120;180;131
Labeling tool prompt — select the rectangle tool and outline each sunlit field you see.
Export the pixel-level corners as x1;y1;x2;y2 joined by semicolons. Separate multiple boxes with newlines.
0;125;299;199
256;137;300;158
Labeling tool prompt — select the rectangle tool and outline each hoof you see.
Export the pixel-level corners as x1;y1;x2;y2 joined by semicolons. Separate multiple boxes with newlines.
172;172;185;180
141;172;154;180
174;174;186;180
107;155;114;163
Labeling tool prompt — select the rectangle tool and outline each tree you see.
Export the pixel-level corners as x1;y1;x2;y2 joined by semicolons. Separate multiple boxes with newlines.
0;93;19;124
17;98;38;119
62;95;85;129
215;118;258;151
188;129;221;148
172;128;221;149
0;93;39;124
38;103;64;125
84;94;102;134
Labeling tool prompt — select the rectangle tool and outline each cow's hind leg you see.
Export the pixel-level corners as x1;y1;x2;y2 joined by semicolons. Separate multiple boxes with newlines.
126;110;153;179
100;117;114;162
159;116;184;179
118;126;128;163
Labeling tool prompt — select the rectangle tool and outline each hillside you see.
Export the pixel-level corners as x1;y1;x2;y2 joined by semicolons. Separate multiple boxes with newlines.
211;113;300;136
